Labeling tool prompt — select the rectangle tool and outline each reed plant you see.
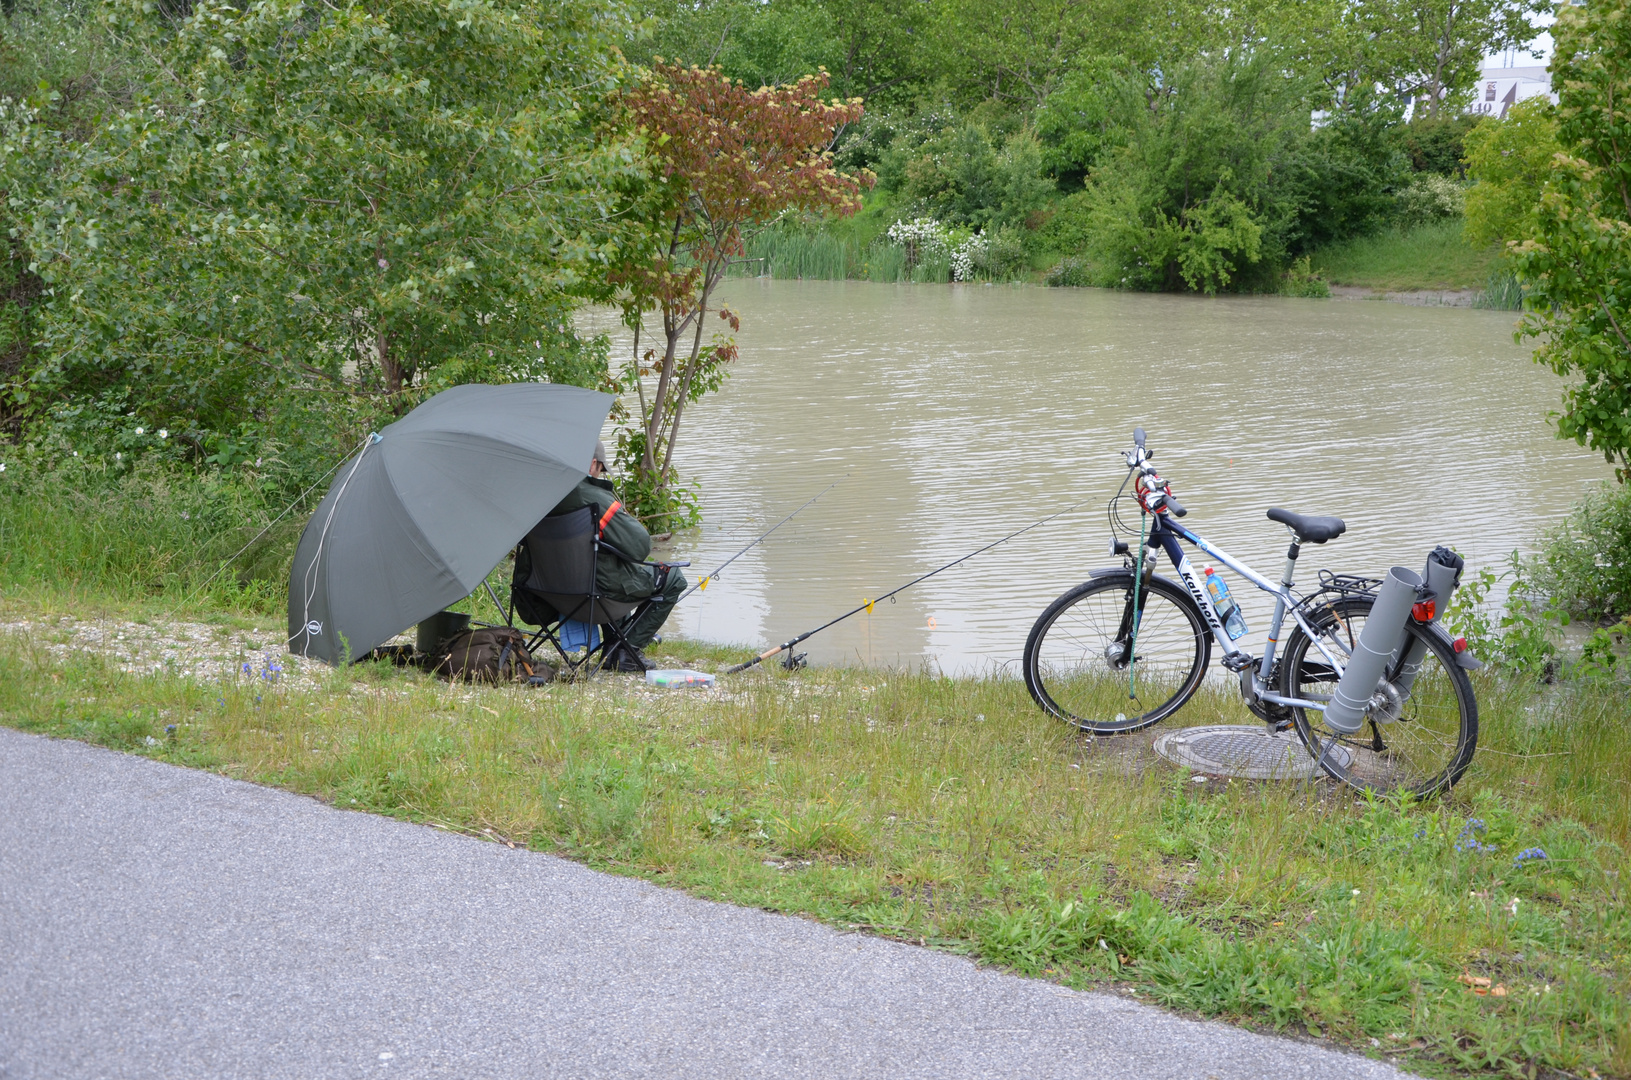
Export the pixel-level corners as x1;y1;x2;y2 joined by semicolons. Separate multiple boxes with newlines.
1474;264;1527;311
4;629;1625;1079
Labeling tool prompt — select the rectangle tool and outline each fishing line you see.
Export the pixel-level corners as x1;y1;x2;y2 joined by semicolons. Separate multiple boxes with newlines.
678;474;848;603
180;434;368;610
726;495;1094;674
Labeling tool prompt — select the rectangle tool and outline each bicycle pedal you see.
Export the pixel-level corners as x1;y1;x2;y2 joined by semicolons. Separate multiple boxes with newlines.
1220;651;1255;672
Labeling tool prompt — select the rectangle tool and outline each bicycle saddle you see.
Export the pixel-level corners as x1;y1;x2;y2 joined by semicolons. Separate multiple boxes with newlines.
1266;507;1346;544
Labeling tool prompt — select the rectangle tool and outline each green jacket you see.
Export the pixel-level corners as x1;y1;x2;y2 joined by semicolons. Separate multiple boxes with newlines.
543;475;656;601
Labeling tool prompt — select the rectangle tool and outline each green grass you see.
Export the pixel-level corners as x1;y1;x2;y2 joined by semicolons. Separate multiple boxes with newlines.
4;623;1627;1079
1311;220;1502;292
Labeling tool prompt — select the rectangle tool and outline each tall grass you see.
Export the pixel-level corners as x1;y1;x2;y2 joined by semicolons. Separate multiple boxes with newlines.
1311;219;1500;292
736;228;957;284
0;456;299;613
6;631;1627;1079
1475;264;1527;311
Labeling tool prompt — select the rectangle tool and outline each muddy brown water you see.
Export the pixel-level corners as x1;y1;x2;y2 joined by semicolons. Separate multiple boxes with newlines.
582;280;1611;675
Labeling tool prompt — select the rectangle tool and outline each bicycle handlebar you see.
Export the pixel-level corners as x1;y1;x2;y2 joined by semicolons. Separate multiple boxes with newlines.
1125;427;1187;517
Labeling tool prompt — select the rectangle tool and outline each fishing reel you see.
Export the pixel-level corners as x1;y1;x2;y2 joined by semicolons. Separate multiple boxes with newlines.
781;649;807;671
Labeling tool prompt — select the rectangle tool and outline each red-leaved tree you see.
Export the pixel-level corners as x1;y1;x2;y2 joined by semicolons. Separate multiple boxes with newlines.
615;64;870;522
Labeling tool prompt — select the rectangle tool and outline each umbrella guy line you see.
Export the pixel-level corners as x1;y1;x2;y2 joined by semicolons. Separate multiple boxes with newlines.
292;433;382;652
725;496;1095;675
677;475;848;604
178;433;375;613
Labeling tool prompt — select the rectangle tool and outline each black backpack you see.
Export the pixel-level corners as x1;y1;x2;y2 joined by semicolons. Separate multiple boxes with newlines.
430;627;551;684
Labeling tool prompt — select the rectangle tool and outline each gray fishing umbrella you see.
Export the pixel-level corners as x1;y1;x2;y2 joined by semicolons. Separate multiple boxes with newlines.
288;383;611;664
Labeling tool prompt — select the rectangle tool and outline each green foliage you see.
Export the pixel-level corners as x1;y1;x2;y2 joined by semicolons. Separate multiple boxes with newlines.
1526;481;1631;621
1511;0;1631;480
1079;55;1300;292
1463;97;1560;248
5;0;636;479
1033;58;1127;183
1443;558;1561;680
1401;113;1486;176
889;123;1051;232
1279;255;1330;298
1395;172;1467;227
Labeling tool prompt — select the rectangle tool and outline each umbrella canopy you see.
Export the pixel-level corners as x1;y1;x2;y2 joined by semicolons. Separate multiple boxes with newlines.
288;383;611;664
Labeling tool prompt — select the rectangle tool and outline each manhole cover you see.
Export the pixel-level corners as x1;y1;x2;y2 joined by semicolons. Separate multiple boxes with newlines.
1152;724;1351;780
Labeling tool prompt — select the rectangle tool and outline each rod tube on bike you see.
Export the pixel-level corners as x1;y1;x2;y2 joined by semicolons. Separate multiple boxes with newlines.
1325;566;1422;734
1393;548;1463;694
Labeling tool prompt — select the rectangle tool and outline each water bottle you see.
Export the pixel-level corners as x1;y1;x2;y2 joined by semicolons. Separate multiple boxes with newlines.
1203;567;1249;641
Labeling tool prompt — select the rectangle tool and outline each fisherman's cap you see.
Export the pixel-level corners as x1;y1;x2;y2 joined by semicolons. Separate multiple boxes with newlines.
593;440;610;470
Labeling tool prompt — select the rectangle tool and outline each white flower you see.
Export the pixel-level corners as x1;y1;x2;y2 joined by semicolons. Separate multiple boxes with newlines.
115;452;122;461
0;463;6;472
157;429;168;439
134;427;144;435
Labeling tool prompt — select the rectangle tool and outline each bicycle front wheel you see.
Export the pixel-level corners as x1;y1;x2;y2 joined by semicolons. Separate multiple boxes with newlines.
1024;572;1210;734
1282;595;1477;797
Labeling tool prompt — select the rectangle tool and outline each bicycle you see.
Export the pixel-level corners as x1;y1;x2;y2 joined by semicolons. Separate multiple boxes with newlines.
1024;428;1481;797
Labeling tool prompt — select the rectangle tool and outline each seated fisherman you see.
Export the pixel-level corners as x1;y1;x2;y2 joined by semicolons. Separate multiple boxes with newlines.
513;441;685;672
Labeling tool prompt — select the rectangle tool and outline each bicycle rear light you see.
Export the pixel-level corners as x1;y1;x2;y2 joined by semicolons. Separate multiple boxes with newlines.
1412;598;1436;622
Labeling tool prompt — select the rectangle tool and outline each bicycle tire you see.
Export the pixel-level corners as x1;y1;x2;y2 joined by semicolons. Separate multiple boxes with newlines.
1024;571;1211;734
1281;595;1478;797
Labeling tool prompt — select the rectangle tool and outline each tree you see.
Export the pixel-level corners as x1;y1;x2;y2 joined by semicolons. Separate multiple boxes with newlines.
1462;97;1558;246
9;0;639;472
1357;0;1547;119
1512;0;1631;480
615;64;868;520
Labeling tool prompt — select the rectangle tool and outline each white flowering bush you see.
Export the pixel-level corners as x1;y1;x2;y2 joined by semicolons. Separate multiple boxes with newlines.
949;232;988;282
886;217;951;267
1397;173;1466;226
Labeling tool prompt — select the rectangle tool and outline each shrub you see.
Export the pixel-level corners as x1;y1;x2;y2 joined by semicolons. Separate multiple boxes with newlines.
1462;97;1560;248
1395;173;1466;227
1044;256;1093;287
1526;482;1631;620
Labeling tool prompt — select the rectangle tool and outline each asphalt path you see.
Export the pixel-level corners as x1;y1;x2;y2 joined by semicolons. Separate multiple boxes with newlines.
0;727;1416;1080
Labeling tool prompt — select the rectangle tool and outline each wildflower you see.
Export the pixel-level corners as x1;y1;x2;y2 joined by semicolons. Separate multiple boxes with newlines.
114;452;122;461
1513;847;1548;867
135;427;144;435
0;463;6;473
1455;818;1495;854
242;661;252;674
158;429;168;439
180;512;189;520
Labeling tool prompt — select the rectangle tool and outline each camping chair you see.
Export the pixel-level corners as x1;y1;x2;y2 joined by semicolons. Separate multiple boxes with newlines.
508;506;684;679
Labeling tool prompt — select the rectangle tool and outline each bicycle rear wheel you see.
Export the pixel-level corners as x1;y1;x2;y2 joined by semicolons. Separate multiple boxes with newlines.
1281;595;1477;797
1024;572;1210;734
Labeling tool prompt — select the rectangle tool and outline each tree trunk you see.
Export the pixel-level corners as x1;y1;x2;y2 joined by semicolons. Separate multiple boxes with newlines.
377;325;405;397
657;270;716;491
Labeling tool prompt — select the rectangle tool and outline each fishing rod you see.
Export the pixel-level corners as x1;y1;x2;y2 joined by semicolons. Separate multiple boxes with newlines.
676;475;847;603
725;496;1093;674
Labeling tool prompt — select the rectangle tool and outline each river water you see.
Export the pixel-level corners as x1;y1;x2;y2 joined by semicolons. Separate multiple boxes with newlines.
583;280;1611;674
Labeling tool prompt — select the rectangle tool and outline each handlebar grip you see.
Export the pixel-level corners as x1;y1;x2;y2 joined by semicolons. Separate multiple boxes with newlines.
1132;426;1146;449
1164;495;1187;517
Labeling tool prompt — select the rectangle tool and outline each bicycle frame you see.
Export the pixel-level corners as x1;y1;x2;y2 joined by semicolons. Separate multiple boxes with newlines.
1142;509;1346;714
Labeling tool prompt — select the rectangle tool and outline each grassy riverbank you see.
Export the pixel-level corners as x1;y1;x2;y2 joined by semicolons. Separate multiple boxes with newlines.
2;606;1626;1080
1310;220;1503;293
